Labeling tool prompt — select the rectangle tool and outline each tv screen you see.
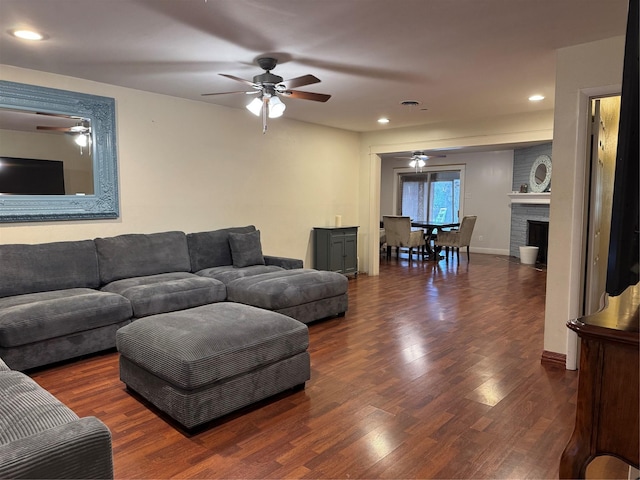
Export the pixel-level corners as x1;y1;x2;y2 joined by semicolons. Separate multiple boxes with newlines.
0;157;66;195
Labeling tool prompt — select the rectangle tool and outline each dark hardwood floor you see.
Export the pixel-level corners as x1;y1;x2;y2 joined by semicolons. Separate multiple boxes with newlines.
30;253;590;479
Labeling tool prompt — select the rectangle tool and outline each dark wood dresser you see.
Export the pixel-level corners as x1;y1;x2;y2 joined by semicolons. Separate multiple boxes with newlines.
560;283;639;478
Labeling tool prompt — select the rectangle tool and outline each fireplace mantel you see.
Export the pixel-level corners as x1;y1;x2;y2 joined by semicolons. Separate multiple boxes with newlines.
508;192;551;204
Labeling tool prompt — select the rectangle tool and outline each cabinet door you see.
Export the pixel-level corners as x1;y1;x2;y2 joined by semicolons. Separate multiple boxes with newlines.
329;236;345;272
343;233;358;274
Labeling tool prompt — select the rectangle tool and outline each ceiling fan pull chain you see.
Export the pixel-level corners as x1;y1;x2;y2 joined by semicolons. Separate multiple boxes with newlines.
262;96;268;134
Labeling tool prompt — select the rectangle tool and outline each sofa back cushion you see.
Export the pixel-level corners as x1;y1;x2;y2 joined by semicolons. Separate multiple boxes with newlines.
187;226;256;272
0;240;99;298
95;231;191;284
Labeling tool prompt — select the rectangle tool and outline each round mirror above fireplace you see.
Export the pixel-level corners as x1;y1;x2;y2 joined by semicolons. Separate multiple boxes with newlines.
529;155;552;193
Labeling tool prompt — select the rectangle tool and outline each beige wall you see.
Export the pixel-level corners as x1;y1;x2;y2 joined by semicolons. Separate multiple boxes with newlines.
544;36;625;360
0;66;361;268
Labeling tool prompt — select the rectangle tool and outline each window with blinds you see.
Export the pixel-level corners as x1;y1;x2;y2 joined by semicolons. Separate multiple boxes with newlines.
399;170;461;223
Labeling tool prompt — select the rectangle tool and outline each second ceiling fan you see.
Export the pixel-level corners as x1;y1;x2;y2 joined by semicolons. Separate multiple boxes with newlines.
202;57;331;133
396;152;446;172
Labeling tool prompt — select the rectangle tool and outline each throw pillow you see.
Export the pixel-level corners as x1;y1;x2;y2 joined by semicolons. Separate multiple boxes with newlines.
229;230;265;268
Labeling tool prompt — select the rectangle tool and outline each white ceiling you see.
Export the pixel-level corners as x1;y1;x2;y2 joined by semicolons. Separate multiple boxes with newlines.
0;0;628;133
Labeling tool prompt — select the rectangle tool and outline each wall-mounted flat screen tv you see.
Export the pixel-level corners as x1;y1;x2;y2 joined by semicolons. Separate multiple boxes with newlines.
0;157;65;195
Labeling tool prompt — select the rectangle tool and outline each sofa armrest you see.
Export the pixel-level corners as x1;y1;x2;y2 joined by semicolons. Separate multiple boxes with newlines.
264;255;303;270
0;416;114;479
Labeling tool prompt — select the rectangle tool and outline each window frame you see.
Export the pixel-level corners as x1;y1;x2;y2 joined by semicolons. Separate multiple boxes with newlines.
393;164;466;222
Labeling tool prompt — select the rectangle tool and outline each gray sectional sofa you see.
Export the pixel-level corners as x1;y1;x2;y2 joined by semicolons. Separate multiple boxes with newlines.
0;357;113;479
0;225;348;372
0;224;349;477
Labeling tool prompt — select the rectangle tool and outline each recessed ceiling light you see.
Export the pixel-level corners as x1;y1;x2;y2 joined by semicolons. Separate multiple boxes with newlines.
10;29;45;41
378;118;390;124
529;94;545;102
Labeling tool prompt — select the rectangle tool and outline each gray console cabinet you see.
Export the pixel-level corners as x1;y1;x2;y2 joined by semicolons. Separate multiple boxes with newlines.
314;226;358;275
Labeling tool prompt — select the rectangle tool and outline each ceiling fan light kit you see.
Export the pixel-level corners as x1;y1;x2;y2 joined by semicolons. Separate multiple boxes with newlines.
409;158;426;171
202;57;330;134
74;133;88;147
394;151;446;172
246;96;264;116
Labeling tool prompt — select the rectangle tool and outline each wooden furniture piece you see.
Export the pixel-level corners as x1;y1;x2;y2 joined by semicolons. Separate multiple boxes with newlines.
560;283;639;479
313;226;358;276
411;221;460;258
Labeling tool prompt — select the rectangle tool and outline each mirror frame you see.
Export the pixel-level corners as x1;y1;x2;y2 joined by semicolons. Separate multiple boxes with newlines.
0;80;119;222
528;154;552;193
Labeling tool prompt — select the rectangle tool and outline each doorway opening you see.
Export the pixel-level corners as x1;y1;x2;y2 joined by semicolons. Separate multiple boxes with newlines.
581;95;621;316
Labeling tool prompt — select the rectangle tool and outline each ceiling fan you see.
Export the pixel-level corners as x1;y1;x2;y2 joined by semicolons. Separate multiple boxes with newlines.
37;118;92;150
395;151;446;172
202;57;331;133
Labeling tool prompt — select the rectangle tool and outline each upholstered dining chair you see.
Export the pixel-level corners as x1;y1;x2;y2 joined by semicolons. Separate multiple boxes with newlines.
435;215;477;261
382;215;426;261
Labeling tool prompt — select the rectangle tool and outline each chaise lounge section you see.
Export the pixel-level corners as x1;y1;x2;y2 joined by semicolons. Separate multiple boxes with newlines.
188;226;348;323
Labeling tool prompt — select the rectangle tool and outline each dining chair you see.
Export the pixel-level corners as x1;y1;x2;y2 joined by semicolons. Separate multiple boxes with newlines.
382;215;426;261
435;215;477;261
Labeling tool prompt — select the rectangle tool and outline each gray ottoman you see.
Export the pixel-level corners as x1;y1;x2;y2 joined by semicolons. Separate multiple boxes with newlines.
226;269;349;324
116;303;310;429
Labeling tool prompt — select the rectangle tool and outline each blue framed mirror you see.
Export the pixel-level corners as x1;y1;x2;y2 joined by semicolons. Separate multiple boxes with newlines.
0;80;119;222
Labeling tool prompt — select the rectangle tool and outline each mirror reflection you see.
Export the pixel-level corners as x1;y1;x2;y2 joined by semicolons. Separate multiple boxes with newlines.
0;108;94;195
534;164;547;185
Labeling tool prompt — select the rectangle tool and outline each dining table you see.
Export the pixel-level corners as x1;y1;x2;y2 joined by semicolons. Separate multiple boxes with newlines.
411;221;460;258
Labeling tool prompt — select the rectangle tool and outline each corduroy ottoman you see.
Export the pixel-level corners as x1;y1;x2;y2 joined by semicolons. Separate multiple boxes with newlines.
116;302;310;429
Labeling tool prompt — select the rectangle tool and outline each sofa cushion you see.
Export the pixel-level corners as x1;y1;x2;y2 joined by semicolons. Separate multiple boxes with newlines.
186;226;256;272
0;371;80;446
0;240;99;298
227;269;349;310
116;302;309;390
0;288;133;348
196;265;284;284
229;230;265;268
101;272;226;318
95;231;191;285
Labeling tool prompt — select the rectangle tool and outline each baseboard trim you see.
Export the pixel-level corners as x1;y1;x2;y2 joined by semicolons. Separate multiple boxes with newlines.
541;350;566;368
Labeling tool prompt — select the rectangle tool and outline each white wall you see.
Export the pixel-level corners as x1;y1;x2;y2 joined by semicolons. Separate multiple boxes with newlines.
358;110;554;274
544;36;625;359
380;150;514;255
0;66;361;268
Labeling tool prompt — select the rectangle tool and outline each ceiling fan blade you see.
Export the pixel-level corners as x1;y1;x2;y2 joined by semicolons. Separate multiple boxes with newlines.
36;126;71;131
201;90;256;96
282;90;331;102
219;73;258;87
280;74;321;89
35;111;78;119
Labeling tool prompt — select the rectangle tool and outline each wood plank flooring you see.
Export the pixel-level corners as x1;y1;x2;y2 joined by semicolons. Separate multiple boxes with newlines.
29;253;585;479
